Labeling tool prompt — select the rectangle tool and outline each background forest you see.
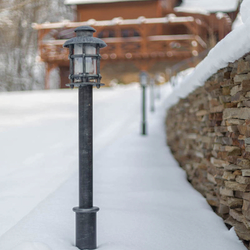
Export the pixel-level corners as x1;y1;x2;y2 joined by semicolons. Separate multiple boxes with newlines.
0;0;74;91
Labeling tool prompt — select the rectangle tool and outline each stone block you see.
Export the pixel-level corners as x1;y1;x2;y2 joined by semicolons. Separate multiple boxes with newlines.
225;102;238;108
239;135;246;140
225;146;241;156
236;176;250;184
235;191;243;198
210;157;229;168
225;181;250;191
243;218;250;230
227;126;238;132
209;105;224;113
238;125;250;137
219;186;234;196
237;60;250;74
243;200;250;220
196;110;208;116
213;144;225;151
206;193;219;207
230;85;241;96
214;126;228;133
230;209;244;222
241;80;250;92
222;171;236;181
227;197;243;208
237;158;250;168
221;137;232;145
243;192;250;200
242;170;250;177
223;87;231;96
220;79;234;87
232;139;245;150
241;101;250;108
207;173;217;184
223;108;250;120
246;91;250;98
219;95;231;103
233;170;242;176
218;203;229;215
227;119;245;125
224;164;242;171
210;88;222;98
234;74;249;83
246;138;250;145
231;92;247;103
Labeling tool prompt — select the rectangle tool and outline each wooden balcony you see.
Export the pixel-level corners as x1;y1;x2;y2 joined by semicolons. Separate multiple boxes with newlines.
34;15;209;67
33;15;227;87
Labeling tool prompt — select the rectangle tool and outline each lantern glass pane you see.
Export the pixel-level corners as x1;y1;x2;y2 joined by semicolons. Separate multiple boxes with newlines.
74;44;83;75
141;74;147;86
85;45;96;75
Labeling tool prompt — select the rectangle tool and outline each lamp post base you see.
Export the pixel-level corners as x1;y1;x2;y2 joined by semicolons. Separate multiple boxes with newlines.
142;122;147;135
73;206;100;250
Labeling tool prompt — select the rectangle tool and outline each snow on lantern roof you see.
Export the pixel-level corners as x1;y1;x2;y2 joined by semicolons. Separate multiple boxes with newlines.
175;0;240;14
64;0;148;5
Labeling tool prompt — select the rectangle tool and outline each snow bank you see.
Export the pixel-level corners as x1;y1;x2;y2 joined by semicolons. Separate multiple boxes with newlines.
167;0;250;109
175;0;239;13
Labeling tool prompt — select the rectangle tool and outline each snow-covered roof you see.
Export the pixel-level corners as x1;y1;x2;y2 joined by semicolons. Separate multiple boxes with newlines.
175;0;240;14
64;0;147;5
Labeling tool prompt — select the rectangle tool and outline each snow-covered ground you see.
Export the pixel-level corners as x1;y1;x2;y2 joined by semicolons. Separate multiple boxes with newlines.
0;84;245;250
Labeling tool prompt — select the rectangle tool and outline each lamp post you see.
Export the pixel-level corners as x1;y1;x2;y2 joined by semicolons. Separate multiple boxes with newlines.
155;74;161;99
150;77;155;112
63;26;107;250
140;71;147;135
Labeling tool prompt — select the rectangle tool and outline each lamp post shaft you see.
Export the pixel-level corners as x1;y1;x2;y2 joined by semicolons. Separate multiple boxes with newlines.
79;85;93;208
142;85;146;135
73;85;99;250
150;79;155;112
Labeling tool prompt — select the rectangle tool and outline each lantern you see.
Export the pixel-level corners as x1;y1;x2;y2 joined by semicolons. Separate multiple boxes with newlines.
140;70;148;87
63;26;107;89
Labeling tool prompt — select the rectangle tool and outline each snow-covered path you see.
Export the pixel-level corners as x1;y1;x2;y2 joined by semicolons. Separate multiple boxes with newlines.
0;85;245;250
0;85;141;237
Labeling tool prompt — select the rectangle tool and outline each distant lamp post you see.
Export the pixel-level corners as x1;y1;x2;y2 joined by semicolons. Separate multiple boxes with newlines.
150;77;155;112
140;71;148;135
63;26;107;250
155;74;161;99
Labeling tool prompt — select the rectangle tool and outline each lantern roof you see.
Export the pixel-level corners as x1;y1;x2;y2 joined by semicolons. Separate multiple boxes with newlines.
63;26;107;48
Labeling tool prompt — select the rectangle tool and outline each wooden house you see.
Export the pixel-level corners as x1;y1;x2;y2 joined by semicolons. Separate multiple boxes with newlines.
33;0;240;88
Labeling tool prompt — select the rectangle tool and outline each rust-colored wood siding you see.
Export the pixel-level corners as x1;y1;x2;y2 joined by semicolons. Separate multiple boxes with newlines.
77;1;160;21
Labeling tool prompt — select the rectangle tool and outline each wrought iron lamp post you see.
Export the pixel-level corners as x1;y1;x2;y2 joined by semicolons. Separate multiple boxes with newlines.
150;77;155;112
63;26;107;250
155;74;161;99
140;71;148;135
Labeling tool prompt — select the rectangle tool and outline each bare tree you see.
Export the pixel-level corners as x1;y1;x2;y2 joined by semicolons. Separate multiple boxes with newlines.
0;0;73;91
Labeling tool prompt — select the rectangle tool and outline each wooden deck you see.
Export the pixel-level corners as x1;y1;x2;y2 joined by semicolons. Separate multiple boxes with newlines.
33;14;231;88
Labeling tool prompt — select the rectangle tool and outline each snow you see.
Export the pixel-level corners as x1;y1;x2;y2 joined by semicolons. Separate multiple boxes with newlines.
64;0;144;5
0;84;246;250
1;1;250;247
232;13;243;30
167;0;250;109
240;0;250;23
175;0;239;13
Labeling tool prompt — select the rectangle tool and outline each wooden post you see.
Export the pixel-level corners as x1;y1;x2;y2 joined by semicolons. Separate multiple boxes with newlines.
45;63;57;89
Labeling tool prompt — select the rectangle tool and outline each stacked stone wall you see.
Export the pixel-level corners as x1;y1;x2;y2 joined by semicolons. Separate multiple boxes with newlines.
166;53;250;249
